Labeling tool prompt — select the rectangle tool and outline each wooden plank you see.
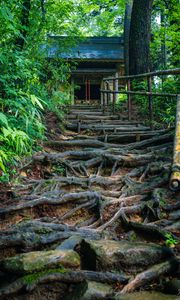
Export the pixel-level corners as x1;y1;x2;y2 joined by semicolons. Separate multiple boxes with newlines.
68;120;142;125
67;114;120;120
170;95;180;191
66;124;150;132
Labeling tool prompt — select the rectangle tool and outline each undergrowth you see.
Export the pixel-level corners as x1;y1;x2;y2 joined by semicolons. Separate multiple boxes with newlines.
131;77;179;128
0;55;71;182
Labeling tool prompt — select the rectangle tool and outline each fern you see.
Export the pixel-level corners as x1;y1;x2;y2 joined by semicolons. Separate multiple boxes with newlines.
0;150;7;172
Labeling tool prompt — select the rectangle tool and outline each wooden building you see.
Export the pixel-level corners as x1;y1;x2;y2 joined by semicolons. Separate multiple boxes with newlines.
46;36;124;104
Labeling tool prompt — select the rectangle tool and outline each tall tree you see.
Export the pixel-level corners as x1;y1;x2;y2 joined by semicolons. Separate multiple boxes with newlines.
15;0;31;50
124;0;133;75
129;0;154;74
165;0;179;67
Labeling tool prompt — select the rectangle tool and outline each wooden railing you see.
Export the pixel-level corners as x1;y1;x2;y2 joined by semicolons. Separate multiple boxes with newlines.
100;68;180;191
171;94;180;191
100;68;180;128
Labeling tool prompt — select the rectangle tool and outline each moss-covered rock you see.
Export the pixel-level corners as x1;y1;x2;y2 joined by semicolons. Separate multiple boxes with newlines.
81;281;113;300
56;235;83;250
163;279;180;295
0;249;80;274
115;291;179;300
80;239;173;274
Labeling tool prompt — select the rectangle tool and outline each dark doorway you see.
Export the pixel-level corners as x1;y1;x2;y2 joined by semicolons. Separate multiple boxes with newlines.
75;84;85;100
74;82;100;101
90;84;100;100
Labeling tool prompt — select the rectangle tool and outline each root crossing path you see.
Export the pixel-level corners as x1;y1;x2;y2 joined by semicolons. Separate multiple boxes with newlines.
0;105;179;300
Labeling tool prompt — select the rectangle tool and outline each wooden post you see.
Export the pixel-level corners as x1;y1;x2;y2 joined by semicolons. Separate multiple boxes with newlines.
103;81;106;114
115;73;118;105
77;120;81;134
106;82;109;111
127;79;131;121
113;79;116;114
88;79;91;103
103;92;105;114
85;78;88;102
100;80;103;109
104;82;107;113
71;77;74;104
170;95;180;191
147;76;153;129
113;73;119;115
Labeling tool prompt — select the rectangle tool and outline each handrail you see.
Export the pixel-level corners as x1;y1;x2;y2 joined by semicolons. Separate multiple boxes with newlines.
170;95;180;191
100;90;178;98
100;68;180;191
103;68;180;81
100;68;180;126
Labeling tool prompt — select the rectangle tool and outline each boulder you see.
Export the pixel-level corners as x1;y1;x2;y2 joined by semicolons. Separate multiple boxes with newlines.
56;235;83;250
81;281;113;300
115;291;179;300
0;249;80;274
80;239;173;274
163;279;180;295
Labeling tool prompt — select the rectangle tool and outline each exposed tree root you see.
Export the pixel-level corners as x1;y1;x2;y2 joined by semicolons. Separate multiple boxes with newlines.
0;191;101;215
0;270;130;298
0;221;102;251
119;258;179;294
0;105;178;299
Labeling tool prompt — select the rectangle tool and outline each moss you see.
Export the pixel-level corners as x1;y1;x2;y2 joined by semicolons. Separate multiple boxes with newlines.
2;249;80;274
35;227;53;234
172;171;180;178
23;268;67;284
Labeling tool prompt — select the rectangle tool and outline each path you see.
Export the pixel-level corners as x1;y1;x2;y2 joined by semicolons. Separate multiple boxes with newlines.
0;104;179;299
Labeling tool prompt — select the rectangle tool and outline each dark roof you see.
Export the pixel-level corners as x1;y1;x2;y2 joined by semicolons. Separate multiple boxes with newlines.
46;36;124;61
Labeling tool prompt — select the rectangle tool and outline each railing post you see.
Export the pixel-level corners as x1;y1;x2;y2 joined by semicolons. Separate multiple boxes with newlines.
105;82;109;110
103;82;106;114
170;95;180;191
127;79;131;121
113;73;118;115
113;79;116;114
88;79;91;103
100;80;103;109
147;76;153;129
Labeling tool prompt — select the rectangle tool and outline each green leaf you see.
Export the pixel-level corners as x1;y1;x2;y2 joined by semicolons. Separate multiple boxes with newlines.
0;113;8;128
30;95;45;110
0;159;6;172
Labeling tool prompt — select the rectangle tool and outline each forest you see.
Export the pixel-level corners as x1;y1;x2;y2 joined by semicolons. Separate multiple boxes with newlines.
0;0;179;299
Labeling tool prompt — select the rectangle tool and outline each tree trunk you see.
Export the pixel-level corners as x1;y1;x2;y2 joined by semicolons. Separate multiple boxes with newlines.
160;10;167;70
15;0;31;50
166;0;179;67
129;0;154;75
124;0;133;75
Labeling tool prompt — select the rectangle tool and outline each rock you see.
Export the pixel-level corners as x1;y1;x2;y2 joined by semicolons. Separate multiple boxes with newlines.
80;239;173;274
7;281;87;300
56;235;83;250
163;279;180;295
81;281;113;300
0;249;80;274
115;291;179;300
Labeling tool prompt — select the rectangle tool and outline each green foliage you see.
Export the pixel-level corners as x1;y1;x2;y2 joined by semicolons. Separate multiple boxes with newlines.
0;0;80;178
0;0;179;180
165;233;178;248
131;76;179;127
0;149;8;172
1;127;31;155
52;163;66;176
77;0;125;36
159;198;166;207
152;0;180;69
23;268;66;285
